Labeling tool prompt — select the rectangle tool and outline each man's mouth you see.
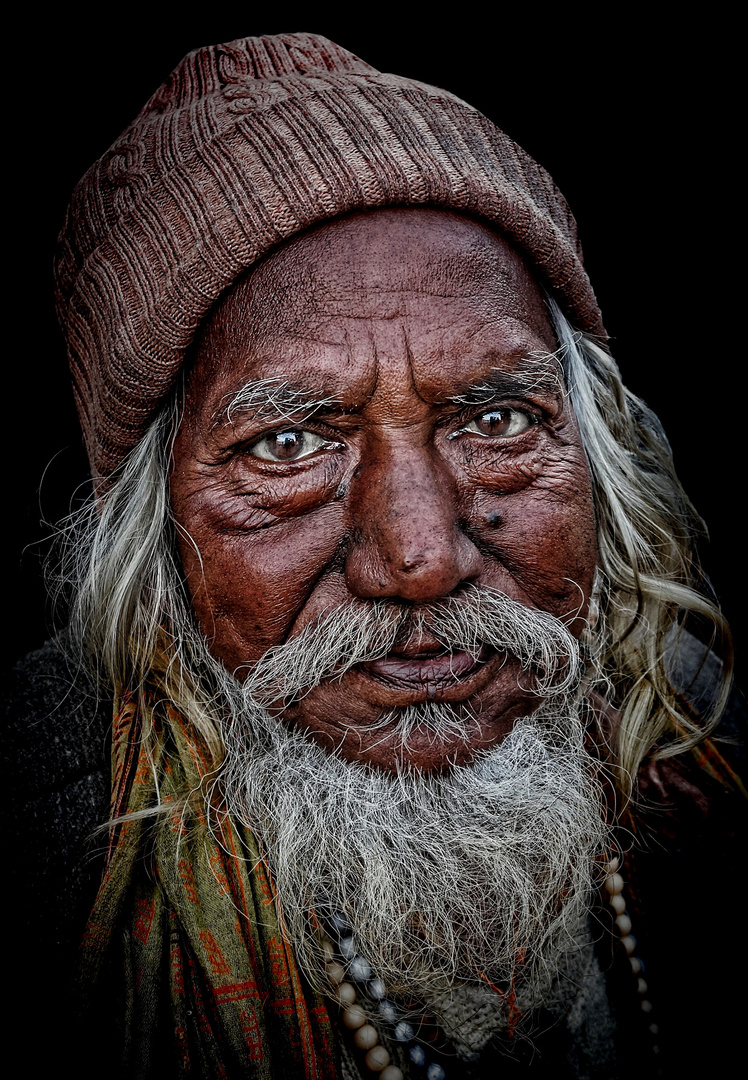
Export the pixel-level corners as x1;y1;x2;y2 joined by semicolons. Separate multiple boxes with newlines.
359;630;492;693
362;648;485;686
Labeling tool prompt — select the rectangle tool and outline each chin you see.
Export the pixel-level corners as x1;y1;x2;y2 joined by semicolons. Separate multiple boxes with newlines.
275;656;549;772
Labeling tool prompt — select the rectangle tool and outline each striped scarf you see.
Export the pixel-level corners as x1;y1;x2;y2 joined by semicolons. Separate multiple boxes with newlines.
79;691;338;1079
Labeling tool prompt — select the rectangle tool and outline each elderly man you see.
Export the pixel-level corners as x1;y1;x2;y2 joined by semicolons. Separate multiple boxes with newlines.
6;31;745;1080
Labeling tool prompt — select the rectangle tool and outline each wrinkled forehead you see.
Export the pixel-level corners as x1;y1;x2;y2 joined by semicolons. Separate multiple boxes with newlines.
184;208;559;414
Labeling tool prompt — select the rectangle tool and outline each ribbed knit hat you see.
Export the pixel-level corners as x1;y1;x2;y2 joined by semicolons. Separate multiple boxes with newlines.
55;32;604;480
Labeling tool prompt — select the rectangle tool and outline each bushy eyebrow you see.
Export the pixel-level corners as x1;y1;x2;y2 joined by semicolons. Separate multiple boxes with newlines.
212;377;341;430
211;353;565;429
445;352;565;406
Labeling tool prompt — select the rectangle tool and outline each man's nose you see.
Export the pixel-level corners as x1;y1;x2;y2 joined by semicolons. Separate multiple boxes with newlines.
344;442;482;603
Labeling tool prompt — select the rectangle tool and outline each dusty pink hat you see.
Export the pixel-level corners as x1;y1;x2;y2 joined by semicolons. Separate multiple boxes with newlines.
55;32;604;480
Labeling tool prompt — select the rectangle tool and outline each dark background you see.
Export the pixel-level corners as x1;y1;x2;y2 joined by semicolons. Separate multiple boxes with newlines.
7;12;744;671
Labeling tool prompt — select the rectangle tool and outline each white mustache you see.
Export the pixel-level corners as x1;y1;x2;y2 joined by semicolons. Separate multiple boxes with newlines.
239;586;582;706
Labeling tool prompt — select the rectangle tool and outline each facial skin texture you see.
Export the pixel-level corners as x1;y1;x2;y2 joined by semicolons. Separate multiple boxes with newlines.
171;209;597;770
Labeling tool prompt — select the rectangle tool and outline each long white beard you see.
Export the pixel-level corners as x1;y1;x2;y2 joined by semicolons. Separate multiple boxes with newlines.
210;590;609;1029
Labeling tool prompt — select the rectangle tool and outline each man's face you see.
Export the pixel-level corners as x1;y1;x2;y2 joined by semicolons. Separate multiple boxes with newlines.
171;209;597;770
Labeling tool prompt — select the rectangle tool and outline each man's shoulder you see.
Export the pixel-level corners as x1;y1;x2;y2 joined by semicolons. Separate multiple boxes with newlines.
4;631;112;799
634;628;746;851
4;632;112;965
4;631;112;882
626;633;746;1073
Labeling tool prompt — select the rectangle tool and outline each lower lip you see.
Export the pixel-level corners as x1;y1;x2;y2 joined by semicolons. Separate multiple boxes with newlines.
361;647;488;689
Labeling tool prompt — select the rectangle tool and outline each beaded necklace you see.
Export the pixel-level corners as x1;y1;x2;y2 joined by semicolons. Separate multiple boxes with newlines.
323;858;658;1077
323;912;444;1080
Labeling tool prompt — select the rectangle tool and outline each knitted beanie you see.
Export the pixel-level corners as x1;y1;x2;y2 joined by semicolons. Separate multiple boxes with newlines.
55;32;604;481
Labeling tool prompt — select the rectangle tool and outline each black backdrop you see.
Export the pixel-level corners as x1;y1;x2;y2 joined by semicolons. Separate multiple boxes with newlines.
7;12;744;671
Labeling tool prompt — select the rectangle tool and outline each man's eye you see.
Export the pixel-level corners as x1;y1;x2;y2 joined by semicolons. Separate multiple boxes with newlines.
249;430;337;462
458;408;537;439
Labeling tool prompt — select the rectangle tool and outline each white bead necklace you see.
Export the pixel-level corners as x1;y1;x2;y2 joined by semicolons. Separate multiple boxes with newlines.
603;857;660;1055
325;864;657;1077
323;914;446;1079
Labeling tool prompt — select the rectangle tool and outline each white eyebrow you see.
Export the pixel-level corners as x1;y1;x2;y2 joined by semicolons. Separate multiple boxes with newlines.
214;376;341;428
446;350;567;406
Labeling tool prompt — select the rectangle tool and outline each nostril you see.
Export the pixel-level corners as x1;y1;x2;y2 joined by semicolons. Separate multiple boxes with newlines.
401;556;425;573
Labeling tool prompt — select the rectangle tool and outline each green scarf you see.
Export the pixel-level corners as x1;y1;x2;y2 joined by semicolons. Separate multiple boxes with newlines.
79;691;338;1079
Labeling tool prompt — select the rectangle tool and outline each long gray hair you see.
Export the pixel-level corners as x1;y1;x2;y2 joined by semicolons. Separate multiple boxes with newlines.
547;298;732;792
53;301;732;799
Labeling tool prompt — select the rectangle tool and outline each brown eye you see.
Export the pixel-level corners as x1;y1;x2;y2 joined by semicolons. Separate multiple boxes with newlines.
250;430;335;462
466;408;536;438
